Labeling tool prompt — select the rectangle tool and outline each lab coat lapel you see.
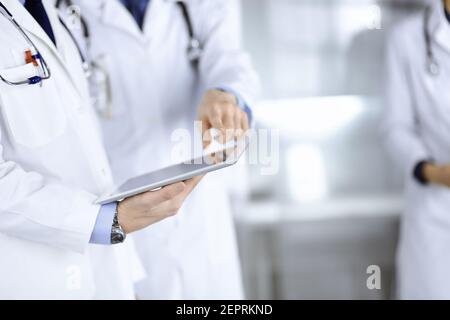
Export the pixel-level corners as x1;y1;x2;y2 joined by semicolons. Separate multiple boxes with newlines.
101;0;144;43
435;21;450;54
142;0;181;44
141;0;166;41
141;0;155;39
46;2;87;96
429;2;450;54
3;0;59;55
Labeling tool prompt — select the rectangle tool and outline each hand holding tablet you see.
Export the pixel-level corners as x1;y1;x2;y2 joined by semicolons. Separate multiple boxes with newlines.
116;175;203;234
96;139;249;205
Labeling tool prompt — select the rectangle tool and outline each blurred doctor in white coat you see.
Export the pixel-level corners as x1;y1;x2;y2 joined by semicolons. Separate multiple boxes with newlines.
382;0;450;299
71;0;259;299
0;0;201;299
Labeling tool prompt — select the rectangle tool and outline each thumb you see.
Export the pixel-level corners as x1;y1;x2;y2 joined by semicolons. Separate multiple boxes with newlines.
138;182;186;206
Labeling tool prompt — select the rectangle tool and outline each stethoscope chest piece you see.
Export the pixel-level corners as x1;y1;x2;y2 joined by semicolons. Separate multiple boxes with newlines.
424;6;441;77
428;60;440;77
187;37;202;62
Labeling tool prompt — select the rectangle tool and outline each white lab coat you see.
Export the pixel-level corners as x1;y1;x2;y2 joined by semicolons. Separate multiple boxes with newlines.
0;0;142;299
74;0;259;299
382;2;450;299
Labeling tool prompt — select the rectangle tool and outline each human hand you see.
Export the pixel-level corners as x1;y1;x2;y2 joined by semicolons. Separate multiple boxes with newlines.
197;89;249;148
423;163;450;188
117;176;203;234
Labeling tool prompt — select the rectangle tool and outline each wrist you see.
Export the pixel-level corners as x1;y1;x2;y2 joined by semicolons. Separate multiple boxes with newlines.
111;202;127;244
116;202;130;234
207;89;237;105
422;163;440;184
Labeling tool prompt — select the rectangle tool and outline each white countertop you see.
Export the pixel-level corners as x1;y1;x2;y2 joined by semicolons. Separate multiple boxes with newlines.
234;194;403;225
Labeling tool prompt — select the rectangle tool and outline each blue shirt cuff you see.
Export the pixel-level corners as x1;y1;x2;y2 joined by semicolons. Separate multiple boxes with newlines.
89;202;117;245
214;86;253;126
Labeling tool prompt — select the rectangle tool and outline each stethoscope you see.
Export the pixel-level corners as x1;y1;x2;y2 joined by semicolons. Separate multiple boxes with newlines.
0;1;51;86
55;0;203;118
424;6;440;77
176;1;203;63
56;0;114;118
56;0;204;64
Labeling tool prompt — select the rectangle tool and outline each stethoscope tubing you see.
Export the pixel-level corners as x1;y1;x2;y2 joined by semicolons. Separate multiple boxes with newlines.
0;1;52;85
57;0;203;64
424;6;440;76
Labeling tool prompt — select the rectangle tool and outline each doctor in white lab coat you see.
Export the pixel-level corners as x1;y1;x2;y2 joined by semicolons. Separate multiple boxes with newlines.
73;0;259;299
382;0;450;299
0;0;200;299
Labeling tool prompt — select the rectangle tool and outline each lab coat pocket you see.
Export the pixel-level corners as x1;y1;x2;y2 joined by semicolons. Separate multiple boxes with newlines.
0;74;67;148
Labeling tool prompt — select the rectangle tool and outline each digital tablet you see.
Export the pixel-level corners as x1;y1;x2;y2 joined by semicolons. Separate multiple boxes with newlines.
95;140;248;205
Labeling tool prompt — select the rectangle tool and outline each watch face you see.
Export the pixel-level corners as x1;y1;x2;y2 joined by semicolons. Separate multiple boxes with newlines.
111;227;125;244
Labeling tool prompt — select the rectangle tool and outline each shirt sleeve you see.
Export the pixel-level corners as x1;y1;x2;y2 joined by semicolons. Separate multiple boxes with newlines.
196;0;260;111
0;151;101;254
413;160;432;185
380;27;431;180
89;202;117;245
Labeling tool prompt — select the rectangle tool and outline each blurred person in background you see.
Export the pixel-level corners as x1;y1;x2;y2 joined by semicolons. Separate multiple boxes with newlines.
63;0;259;299
382;0;450;299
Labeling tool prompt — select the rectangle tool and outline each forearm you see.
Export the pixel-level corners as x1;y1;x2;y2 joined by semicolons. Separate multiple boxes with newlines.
0;170;100;254
383;127;430;180
0;128;103;254
198;0;260;108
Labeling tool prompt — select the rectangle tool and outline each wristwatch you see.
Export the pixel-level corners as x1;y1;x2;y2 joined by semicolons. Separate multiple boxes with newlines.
111;203;126;245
